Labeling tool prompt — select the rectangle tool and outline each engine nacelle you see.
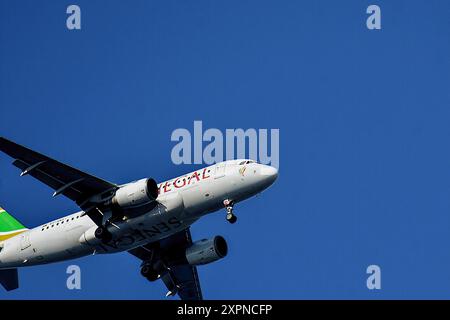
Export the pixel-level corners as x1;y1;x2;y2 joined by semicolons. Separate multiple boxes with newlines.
79;226;101;246
112;178;158;208
185;236;228;266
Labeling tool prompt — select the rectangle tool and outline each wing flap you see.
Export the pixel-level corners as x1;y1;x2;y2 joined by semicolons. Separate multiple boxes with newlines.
161;264;203;300
129;228;203;300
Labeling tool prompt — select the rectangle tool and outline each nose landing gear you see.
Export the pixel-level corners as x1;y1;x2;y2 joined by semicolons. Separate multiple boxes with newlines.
223;199;237;224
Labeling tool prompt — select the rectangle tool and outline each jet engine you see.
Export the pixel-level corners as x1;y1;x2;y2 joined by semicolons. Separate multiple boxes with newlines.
111;178;158;209
185;236;228;266
80;226;102;246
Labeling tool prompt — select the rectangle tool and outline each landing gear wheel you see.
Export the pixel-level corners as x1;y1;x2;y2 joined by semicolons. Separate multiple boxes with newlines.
94;227;112;243
224;199;237;224
141;264;159;282
226;213;237;224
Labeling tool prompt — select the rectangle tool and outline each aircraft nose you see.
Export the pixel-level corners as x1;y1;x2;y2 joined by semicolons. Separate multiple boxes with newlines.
260;165;278;184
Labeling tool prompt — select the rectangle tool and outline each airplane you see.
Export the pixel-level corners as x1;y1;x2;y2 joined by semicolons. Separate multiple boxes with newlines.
0;137;278;299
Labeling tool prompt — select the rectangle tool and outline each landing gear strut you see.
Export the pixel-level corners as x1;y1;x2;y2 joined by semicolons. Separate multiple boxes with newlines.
94;226;112;243
224;199;237;224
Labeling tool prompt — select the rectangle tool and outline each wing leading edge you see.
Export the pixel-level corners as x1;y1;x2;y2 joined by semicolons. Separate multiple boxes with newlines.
0;137;117;209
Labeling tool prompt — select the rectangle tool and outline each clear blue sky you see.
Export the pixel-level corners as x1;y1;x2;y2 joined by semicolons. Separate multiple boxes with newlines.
1;0;449;299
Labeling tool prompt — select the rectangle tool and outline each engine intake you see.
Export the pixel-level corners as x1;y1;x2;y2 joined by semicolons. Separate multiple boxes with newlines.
185;236;228;266
112;178;158;208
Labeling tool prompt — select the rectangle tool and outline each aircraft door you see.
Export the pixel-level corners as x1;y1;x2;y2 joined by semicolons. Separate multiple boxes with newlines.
215;163;226;178
20;233;31;250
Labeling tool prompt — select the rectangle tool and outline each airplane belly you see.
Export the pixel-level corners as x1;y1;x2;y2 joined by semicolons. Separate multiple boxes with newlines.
92;192;191;253
20;227;92;266
181;180;223;215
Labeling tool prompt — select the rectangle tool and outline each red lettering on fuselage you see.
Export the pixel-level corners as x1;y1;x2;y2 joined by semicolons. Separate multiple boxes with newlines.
189;171;201;184
157;168;213;195
163;181;172;193
173;177;186;188
202;168;210;179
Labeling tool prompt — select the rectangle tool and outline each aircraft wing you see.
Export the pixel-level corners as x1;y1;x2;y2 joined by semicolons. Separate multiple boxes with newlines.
128;228;203;300
0;137;117;210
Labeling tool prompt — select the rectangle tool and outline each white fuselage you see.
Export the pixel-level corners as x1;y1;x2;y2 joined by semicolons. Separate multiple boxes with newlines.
0;160;278;269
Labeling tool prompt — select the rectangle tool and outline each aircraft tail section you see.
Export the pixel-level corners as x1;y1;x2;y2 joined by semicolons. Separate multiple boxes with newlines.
0;207;27;242
0;268;19;291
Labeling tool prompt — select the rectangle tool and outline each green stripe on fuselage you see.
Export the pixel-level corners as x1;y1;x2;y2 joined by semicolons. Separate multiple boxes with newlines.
0;208;26;233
